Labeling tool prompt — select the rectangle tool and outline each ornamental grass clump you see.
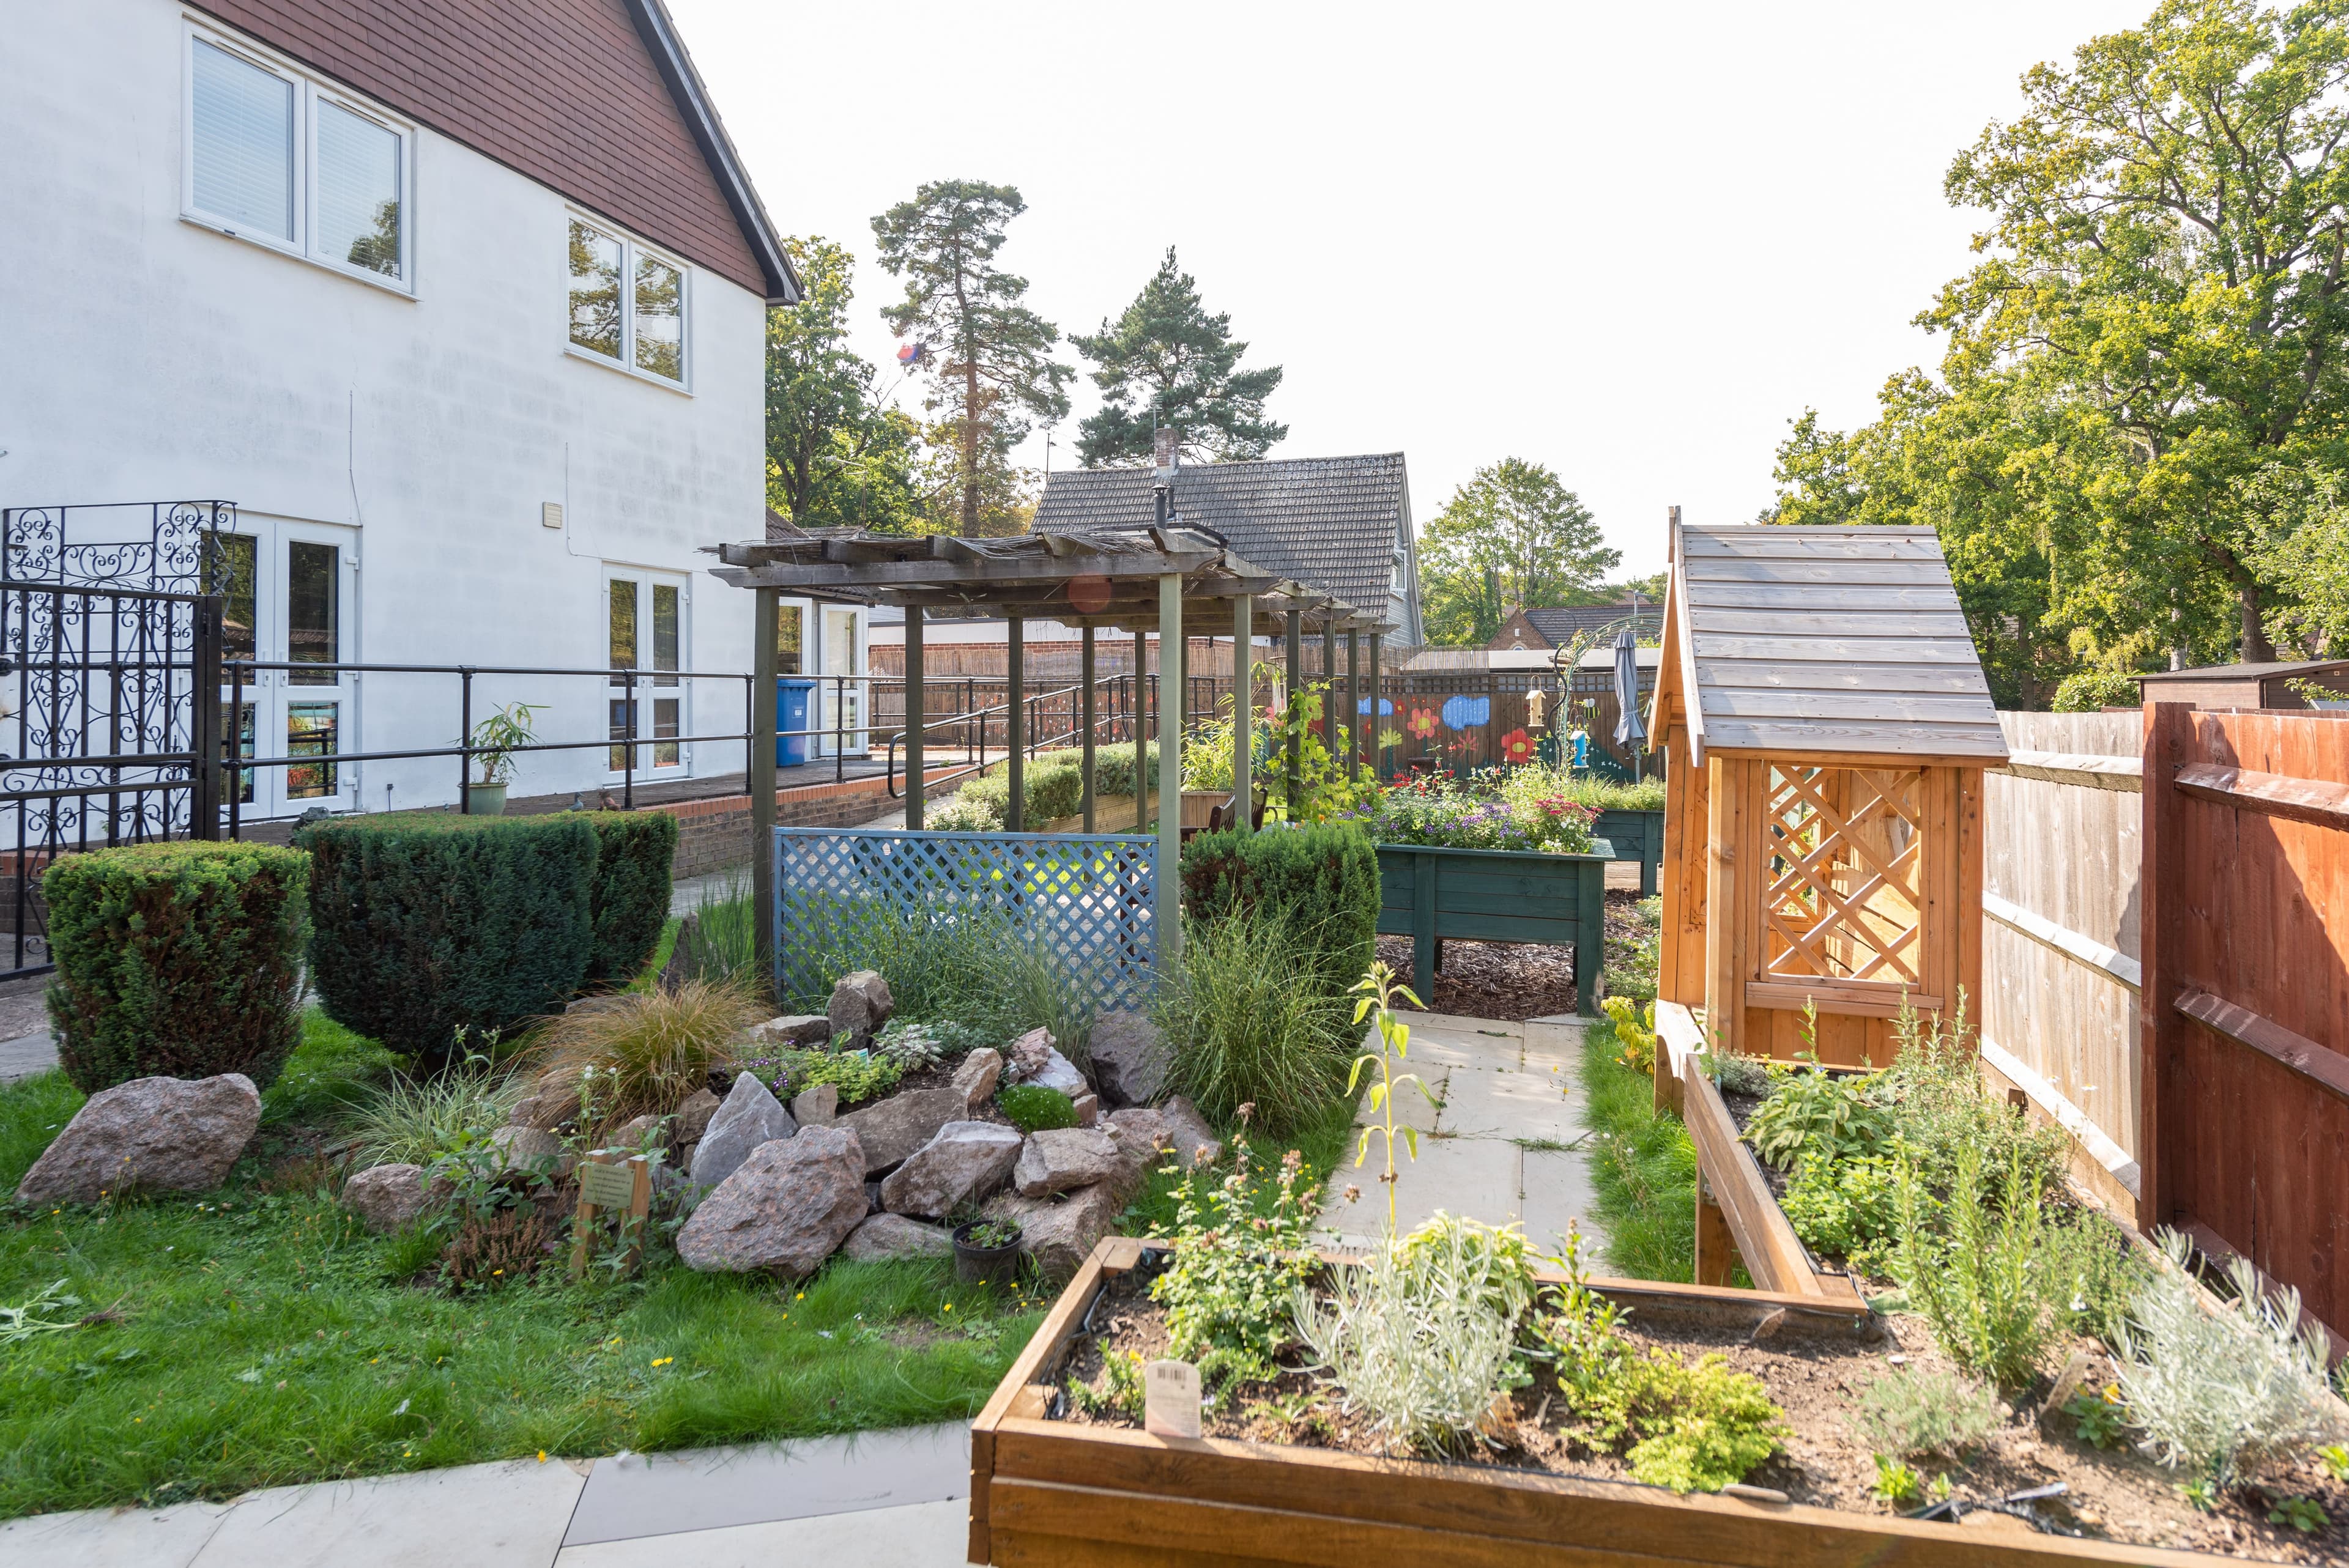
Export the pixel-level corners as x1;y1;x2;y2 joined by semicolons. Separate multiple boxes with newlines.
2114;1229;2348;1488
347;1052;524;1167
525;978;763;1134
1155;912;1354;1134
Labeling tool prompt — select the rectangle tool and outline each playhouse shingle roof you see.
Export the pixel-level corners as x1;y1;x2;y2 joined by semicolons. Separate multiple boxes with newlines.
1034;454;1409;631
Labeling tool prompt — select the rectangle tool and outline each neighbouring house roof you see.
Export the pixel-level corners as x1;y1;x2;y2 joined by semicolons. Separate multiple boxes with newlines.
1405;645;1663;674
193;0;799;302
1649;522;2007;764
1033;454;1416;637
1510;605;1663;648
2138;659;2349;685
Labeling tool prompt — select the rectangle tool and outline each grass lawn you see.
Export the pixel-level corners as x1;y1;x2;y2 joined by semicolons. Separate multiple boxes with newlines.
0;1013;1041;1521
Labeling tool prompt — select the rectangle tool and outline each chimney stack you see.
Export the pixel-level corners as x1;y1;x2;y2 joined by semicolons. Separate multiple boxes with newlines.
1153;426;1178;479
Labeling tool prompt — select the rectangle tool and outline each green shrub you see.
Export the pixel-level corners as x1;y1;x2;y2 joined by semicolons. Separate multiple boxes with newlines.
1155;912;1354;1134
581;812;676;987
1570;1347;1789;1493
1031;745;1157;799
1743;1057;1893;1170
1779;1151;1902;1274
1892;1141;2060;1389
44;842;310;1093
2052;668;2142;712
960;756;1084;823
1179;821;1378;999
766;1047;903;1107
300;812;597;1061
1854;1365;2005;1459
997;1082;1078;1133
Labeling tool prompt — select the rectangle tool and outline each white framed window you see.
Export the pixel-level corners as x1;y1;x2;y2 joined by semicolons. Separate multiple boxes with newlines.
182;24;415;292
568;215;690;388
604;568;689;774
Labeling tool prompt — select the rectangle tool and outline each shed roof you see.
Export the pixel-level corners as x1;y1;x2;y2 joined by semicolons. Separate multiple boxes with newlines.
1033;454;1409;632
2137;659;2349;685
1649;522;2007;766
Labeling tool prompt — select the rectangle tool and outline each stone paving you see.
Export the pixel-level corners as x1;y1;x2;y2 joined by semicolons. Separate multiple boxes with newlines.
0;1422;973;1567
1318;1010;1604;1255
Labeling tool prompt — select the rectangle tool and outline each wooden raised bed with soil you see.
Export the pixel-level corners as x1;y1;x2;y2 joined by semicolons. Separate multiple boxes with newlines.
967;1237;2321;1567
1373;841;1610;1015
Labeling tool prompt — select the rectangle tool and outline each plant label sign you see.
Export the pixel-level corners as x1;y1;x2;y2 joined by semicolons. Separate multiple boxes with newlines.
577;1160;636;1209
1143;1358;1201;1440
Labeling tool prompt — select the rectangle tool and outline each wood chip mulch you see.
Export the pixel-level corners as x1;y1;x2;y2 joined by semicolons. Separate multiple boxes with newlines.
1371;892;1650;1021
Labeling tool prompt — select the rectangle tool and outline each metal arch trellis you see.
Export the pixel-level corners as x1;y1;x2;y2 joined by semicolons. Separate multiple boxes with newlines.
772;827;1158;1011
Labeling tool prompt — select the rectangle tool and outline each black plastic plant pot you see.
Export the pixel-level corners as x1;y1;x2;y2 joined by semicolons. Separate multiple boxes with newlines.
952;1221;1023;1286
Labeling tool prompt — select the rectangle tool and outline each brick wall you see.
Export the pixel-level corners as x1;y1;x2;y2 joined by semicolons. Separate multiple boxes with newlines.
656;767;963;878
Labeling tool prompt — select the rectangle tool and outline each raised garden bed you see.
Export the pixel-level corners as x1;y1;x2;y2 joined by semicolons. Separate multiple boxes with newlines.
968;1237;2299;1566
1592;807;1664;897
1373;841;1609;1016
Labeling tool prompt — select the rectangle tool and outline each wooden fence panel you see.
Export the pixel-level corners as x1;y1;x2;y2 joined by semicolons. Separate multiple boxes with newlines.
1980;712;2144;1216
2144;704;2349;1335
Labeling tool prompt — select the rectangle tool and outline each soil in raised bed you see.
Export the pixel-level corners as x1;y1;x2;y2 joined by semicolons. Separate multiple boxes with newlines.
1371;891;1651;1022
1052;1267;2349;1564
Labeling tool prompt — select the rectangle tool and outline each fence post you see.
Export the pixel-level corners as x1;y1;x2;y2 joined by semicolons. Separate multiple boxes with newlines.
2137;700;2189;1235
1284;607;1302;814
1345;629;1360;785
1233;594;1252;832
1136;629;1150;832
1156;575;1183;969
1081;624;1096;834
1008;616;1025;832
191;595;221;840
905;607;925;831
1368;631;1382;782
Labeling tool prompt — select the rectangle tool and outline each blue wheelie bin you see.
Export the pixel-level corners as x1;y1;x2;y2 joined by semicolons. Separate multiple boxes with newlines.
776;678;816;766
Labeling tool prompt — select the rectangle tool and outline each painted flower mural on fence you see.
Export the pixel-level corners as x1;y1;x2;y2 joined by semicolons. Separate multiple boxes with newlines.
1499;728;1535;764
1406;708;1439;739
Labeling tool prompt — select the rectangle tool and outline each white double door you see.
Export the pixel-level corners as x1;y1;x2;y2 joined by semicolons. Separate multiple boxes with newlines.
220;517;359;816
604;568;688;778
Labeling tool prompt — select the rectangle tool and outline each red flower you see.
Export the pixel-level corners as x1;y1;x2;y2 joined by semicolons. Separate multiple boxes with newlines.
1500;728;1535;764
1406;707;1439;739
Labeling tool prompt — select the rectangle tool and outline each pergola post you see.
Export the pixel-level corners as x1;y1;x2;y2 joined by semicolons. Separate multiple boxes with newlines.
1135;627;1150;831
1345;628;1361;785
1157;573;1184;970
1080;623;1097;834
1232;594;1253;832
1321;618;1337;760
1367;631;1382;782
1284;607;1302;817
751;588;778;989
904;606;924;830
1006;615;1025;832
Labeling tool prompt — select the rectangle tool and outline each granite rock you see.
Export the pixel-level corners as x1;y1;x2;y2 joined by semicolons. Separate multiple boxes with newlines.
982;1183;1124;1279
834;1086;963;1175
1086;1010;1170;1108
950;1048;1003;1112
880;1121;1022;1219
342;1163;438;1232
676;1125;868;1276
690;1073;796;1189
490;1124;574;1181
839;1212;954;1262
15;1073;261;1206
672;1088;722;1147
826;971;895;1043
749;1014;833;1049
789;1082;838;1126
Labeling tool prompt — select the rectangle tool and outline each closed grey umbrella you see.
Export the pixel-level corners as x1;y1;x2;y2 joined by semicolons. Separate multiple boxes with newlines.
1612;627;1646;752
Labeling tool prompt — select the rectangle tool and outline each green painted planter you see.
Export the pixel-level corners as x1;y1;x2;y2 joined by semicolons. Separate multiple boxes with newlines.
1592;808;1664;897
1373;840;1611;1016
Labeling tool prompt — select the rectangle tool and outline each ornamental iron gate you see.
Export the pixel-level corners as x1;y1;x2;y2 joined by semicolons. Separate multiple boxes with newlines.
0;503;229;980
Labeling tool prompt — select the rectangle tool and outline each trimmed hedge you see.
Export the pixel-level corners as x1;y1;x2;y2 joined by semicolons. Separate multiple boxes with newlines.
960;758;1085;823
44;842;311;1093
300;812;598;1060
581;811;677;986
1179;821;1380;999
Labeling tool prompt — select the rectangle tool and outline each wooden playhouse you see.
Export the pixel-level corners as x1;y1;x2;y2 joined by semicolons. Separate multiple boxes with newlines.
1649;521;2009;1066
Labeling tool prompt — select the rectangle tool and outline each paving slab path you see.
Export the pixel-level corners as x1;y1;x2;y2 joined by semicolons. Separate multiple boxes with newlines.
1318;1010;1605;1256
0;1422;974;1567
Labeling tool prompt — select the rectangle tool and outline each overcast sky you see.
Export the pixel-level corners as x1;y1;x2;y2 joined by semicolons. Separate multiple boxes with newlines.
670;0;2151;580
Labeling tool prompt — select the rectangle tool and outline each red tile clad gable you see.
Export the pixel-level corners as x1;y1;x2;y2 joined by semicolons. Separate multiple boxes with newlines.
192;0;773;297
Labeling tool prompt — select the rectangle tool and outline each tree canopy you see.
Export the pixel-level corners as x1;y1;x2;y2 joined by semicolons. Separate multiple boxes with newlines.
764;236;927;532
1418;459;1620;646
872;180;1072;534
1765;0;2349;698
1072;246;1286;466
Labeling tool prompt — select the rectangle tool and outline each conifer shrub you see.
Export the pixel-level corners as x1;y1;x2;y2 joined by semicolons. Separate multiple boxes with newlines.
44;841;310;1092
300;812;597;1060
1179;821;1378;998
579;811;677;986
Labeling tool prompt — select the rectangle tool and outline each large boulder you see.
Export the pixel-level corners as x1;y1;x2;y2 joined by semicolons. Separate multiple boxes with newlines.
1086;1011;1170;1109
827;971;895;1044
676;1125;868;1277
343;1163;440;1233
672;1088;722;1148
839;1212;954;1262
1013;1126;1149;1202
16;1073;260;1206
749;1014;833;1049
691;1073;796;1189
881;1121;1022;1219
983;1183;1124;1279
951;1048;1003;1112
835;1086;963;1175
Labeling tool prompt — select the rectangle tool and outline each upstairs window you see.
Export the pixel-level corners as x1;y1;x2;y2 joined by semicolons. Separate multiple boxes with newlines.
185;32;412;287
568;217;689;386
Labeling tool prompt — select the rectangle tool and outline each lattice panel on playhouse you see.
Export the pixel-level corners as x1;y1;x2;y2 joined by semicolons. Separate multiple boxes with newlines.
773;828;1157;1009
1760;766;1925;989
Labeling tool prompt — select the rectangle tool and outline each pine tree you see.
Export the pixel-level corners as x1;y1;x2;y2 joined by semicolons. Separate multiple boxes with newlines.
1073;246;1286;467
872;181;1071;533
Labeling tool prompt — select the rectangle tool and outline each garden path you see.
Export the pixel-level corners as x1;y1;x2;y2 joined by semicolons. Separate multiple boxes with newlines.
1315;1011;1605;1257
0;1421;973;1567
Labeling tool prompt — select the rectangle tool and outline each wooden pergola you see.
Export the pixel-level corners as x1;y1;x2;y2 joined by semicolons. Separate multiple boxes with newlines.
1647;519;2010;1067
705;525;1387;974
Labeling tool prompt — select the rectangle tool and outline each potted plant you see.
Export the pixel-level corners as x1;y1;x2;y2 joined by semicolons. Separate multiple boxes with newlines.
461;701;543;816
954;1216;1023;1286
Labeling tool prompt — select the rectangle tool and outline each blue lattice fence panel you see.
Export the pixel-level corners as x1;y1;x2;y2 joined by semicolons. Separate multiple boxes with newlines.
772;828;1158;1010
